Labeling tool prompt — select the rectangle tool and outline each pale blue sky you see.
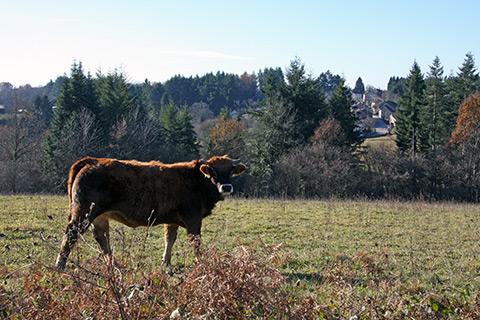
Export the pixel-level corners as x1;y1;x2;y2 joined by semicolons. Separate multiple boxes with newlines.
1;0;479;89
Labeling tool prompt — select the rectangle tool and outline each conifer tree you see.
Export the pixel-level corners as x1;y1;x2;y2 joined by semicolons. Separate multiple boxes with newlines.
30;94;54;129
445;53;479;134
353;77;365;94
395;61;426;156
96;69;135;134
250;70;296;193
43;61;103;191
318;70;341;92
176;105;199;157
257;67;284;96
131;80;164;112
422;56;451;151
281;57;328;143
53;61;99;125
328;78;362;146
455;52;480;104
159;101;199;162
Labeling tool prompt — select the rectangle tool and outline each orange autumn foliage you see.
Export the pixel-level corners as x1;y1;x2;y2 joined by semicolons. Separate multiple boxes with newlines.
310;116;347;146
450;92;480;145
207;116;246;157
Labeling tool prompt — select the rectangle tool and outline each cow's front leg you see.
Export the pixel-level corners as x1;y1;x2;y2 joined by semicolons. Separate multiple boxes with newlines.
162;224;178;266
186;218;202;258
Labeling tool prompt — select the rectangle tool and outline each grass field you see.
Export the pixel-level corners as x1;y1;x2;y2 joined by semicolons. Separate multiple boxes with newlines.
362;134;397;149
1;196;479;318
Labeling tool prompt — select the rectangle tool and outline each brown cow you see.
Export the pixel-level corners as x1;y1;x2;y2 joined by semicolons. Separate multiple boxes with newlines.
55;155;246;270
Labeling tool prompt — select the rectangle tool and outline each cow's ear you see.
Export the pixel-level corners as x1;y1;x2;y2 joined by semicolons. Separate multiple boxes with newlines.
200;164;212;178
233;163;246;176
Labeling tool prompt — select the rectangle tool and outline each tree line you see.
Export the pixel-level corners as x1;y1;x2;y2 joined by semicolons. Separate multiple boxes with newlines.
391;53;480;201
0;54;479;201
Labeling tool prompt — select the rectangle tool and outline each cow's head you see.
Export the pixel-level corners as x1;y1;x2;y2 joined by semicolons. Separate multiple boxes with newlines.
200;155;246;197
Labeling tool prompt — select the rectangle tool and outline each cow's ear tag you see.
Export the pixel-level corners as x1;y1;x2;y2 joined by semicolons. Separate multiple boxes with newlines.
233;163;246;176
200;164;212;178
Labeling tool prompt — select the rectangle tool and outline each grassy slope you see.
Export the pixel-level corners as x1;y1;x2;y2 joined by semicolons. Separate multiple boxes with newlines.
1;196;479;317
362;134;397;149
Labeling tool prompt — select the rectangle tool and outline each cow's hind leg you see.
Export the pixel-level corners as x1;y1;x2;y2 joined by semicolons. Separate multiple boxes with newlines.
55;208;93;270
92;216;112;265
162;224;178;266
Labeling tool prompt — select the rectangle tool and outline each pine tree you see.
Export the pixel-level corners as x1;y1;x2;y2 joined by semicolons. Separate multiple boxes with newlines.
250;59;330;195
395;61;426;156
455;52;480;104
159;101;199;162
422;56;451;151
130;80;164;112
257;67;284;97
96;69;135;133
176;105;199;157
328;78;362;146
353;77;365;94
54;61;98;124
43;61;102;191
318;70;341;92
281;57;328;143
159;100;180;141
387;76;406;99
49;61;99;145
445;53;479;134
30;94;53;129
250;70;297;193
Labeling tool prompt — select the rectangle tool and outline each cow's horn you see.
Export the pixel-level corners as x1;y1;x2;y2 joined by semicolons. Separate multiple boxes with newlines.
232;159;241;165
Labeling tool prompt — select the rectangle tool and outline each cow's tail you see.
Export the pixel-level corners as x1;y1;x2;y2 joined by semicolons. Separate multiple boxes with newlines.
67;157;98;203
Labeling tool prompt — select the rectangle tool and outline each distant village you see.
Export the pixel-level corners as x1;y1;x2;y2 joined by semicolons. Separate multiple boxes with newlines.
351;90;397;137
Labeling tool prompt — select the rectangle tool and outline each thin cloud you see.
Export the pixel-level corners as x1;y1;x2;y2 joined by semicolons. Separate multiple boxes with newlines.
158;49;253;61
44;18;79;24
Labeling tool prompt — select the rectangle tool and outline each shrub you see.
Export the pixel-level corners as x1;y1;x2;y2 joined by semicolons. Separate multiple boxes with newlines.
272;141;360;198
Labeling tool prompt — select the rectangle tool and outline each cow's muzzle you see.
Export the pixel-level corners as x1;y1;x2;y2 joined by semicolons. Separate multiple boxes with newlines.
218;183;233;196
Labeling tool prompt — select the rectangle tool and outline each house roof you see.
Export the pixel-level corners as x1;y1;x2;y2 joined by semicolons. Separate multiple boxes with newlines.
378;101;397;113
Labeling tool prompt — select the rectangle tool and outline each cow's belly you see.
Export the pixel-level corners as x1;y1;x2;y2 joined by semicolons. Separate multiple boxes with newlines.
99;210;150;228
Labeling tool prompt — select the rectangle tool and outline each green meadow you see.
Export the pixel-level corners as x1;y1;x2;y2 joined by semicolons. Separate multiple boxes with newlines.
1;196;479;318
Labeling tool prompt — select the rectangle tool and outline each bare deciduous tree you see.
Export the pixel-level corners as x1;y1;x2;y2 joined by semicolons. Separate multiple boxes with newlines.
111;106;162;161
44;108;105;192
0;92;45;193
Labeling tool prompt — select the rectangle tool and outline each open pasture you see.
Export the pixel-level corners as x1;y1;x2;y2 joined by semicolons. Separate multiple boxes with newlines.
0;196;479;318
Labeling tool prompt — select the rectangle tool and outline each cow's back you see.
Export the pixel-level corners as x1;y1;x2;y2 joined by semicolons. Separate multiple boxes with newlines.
69;158;218;226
